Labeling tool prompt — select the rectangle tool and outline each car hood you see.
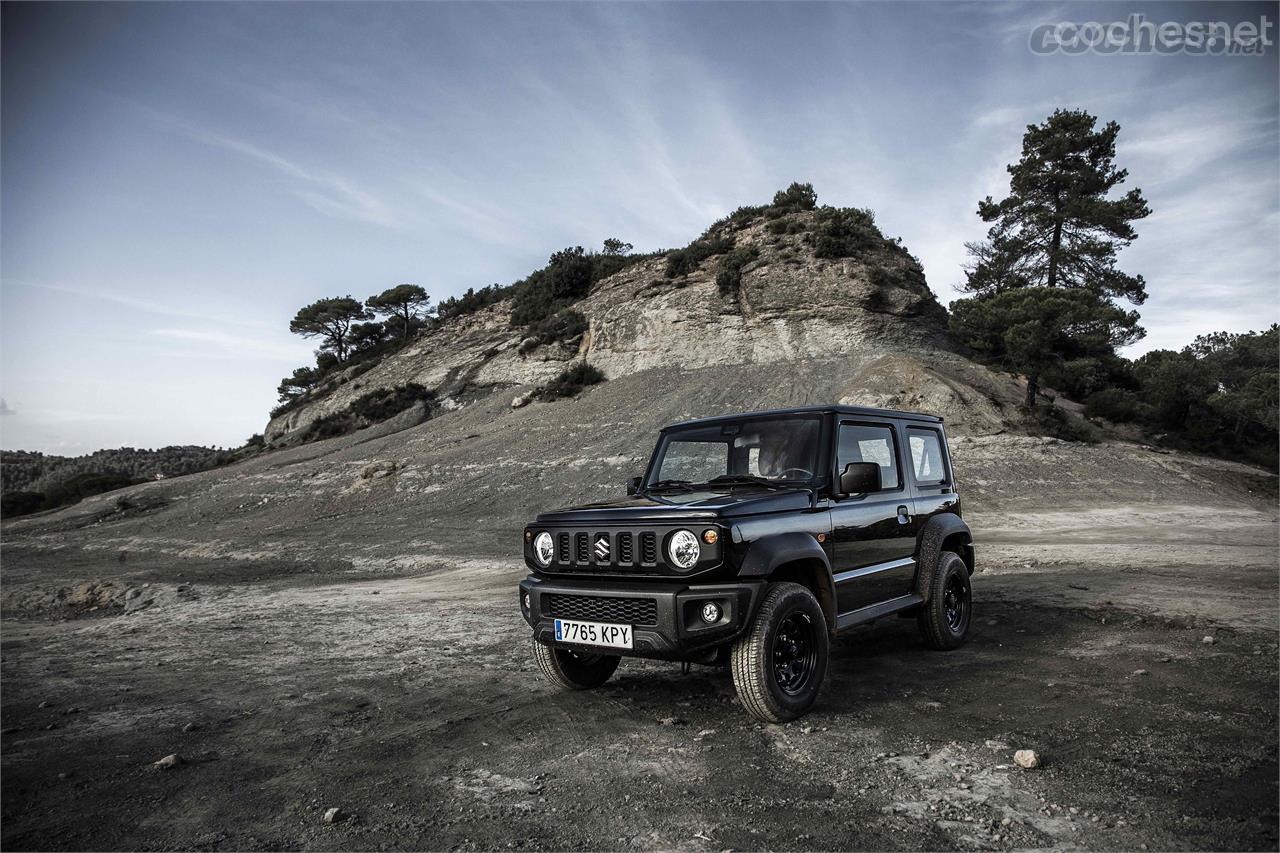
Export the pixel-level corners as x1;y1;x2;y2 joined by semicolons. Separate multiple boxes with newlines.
532;488;815;524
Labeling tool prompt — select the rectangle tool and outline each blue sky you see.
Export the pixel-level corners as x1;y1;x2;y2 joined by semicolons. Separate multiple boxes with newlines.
2;1;1277;454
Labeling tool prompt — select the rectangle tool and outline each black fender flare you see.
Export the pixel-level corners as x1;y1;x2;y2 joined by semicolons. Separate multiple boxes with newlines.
913;514;974;603
737;532;836;630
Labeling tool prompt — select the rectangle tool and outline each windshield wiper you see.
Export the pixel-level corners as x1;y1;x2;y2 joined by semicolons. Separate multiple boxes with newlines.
704;474;783;490
645;479;697;493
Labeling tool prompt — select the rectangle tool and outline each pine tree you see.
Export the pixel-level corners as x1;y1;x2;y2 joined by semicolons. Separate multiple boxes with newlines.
954;110;1151;408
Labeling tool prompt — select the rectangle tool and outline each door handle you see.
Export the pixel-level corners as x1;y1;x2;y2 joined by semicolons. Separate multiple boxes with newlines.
897;505;910;525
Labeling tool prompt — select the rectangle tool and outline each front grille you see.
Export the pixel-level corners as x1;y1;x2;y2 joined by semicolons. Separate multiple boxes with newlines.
639;532;658;565
534;526;695;574
543;594;658;626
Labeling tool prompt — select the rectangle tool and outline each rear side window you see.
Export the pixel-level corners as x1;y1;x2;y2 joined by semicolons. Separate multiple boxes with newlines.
837;423;900;491
908;428;948;485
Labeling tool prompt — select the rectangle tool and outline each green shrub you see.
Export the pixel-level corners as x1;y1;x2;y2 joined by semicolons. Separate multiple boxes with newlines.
41;472;147;510
1083;388;1142;423
437;283;514;321
510;245;655;328
298;383;436;444
869;264;927;291
716;247;760;296
666;237;734;278
519;310;588;355
540;362;606;401
771;182;818;212
1033;405;1100;443
2;490;45;518
810;206;883;259
350;383;435;421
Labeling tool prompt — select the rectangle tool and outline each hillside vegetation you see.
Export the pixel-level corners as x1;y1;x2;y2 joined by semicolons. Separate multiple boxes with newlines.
1;445;250;518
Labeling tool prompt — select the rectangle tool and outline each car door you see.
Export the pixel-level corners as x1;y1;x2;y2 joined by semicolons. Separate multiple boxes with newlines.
829;419;918;614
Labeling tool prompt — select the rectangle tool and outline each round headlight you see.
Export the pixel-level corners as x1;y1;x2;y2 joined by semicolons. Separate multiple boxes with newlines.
667;529;701;570
533;532;555;567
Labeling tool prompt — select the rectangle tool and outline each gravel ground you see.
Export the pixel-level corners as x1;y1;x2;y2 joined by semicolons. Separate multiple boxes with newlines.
2;501;1277;851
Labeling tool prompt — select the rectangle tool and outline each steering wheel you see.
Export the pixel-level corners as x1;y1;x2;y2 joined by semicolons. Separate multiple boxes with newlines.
777;467;813;480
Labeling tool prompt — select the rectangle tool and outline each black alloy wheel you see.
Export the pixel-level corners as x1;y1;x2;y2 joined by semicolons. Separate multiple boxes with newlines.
773;611;819;696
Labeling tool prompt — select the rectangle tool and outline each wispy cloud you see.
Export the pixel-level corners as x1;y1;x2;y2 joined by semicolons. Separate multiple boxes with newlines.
148;328;313;362
5;279;271;329
186;129;401;228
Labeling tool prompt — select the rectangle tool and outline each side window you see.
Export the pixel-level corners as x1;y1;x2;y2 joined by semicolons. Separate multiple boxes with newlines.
837;424;900;491
908;429;948;485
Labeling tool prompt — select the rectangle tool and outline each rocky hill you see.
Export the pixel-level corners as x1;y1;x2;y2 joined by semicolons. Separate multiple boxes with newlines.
265;206;1021;444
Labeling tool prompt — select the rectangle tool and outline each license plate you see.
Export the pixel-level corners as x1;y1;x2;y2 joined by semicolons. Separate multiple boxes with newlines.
554;618;633;649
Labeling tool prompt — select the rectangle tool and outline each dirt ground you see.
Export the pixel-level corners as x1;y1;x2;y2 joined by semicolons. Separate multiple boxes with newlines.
2;502;1276;852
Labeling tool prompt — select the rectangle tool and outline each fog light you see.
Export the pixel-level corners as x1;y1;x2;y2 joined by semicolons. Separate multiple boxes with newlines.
700;602;721;624
523;593;531;611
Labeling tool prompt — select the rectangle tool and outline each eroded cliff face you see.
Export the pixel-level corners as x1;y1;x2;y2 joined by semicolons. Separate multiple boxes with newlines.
265;211;955;442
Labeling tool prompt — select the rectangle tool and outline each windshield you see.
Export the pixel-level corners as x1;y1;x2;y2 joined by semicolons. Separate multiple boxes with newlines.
647;416;822;490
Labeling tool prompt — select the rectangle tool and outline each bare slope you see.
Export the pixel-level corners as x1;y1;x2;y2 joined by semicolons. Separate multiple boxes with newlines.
5;356;1273;581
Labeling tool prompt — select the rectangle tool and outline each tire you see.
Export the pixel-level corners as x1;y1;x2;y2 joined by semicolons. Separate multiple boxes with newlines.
531;640;620;689
731;582;829;724
918;551;972;650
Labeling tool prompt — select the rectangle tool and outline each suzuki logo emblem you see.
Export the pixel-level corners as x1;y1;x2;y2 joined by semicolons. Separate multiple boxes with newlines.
593;535;610;560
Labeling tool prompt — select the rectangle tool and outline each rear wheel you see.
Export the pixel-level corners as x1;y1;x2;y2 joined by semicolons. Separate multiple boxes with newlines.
731;582;829;723
531;640;620;689
918;551;971;650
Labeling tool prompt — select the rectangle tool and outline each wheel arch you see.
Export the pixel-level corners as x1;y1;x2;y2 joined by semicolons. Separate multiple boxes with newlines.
914;514;974;603
738;532;836;636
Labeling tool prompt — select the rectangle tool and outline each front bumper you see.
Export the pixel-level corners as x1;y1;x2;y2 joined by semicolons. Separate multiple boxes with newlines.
518;575;764;660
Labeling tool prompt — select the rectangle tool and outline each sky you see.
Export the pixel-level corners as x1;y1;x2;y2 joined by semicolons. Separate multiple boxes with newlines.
2;1;1277;455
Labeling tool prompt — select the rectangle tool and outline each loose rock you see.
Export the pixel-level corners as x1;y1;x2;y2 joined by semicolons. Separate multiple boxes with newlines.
1202;635;1216;645
153;753;183;770
1014;749;1040;769
323;807;347;824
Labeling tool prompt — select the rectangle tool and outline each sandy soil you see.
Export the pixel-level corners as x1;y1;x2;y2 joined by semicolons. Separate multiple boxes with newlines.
2;502;1276;851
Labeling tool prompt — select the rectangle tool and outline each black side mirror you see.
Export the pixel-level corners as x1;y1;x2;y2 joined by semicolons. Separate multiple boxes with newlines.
839;462;881;496
627;476;642;496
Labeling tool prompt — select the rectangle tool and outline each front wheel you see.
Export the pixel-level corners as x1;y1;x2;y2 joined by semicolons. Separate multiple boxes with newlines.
531;640;620;689
918;551;972;650
731;582;829;723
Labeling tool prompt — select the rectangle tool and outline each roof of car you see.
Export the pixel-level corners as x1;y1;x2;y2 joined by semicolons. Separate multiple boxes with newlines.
664;404;944;430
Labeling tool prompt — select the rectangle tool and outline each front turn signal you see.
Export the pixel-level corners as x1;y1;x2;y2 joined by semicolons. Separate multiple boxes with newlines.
702;529;718;545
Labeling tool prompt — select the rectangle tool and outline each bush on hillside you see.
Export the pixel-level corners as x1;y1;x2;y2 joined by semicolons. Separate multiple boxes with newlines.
297;383;437;444
666;237;735;278
518;310;588;355
539;362;606;401
771;182;818;213
809;206;884;259
437;283;514;321
1083;387;1143;423
510;243;654;329
716;247;760;296
2;490;45;518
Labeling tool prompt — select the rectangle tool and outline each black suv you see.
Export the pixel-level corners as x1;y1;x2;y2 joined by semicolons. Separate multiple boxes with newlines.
518;405;974;723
